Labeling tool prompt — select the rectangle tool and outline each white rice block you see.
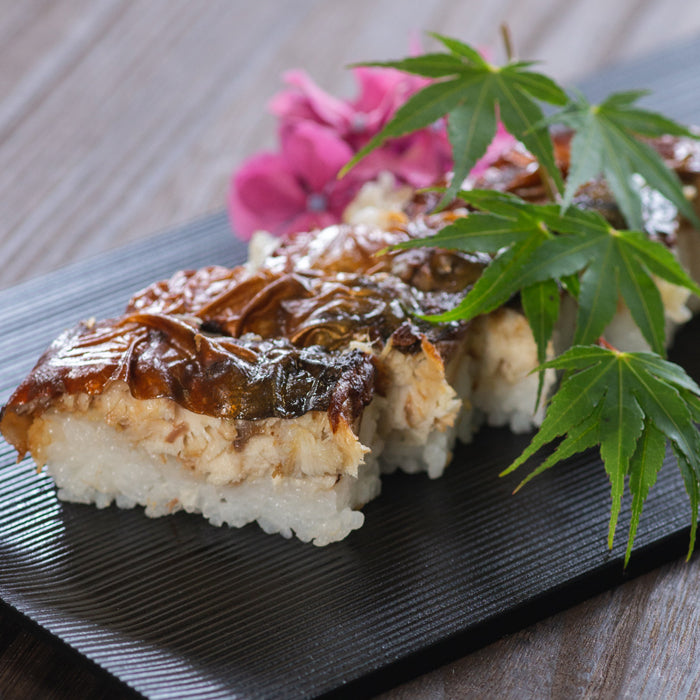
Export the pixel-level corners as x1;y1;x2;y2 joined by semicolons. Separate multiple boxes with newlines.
468;307;555;434
28;385;381;546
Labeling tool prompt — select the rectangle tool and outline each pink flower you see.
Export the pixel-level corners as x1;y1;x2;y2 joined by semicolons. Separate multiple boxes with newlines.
228;121;363;239
270;67;430;150
229;54;517;241
270;66;452;188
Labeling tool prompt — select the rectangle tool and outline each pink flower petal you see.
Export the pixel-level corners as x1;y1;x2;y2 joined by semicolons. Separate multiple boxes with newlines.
351;125;452;188
469;122;517;179
228;152;306;239
281;121;354;192
269;90;315;124
351;66;429;133
399;129;453;187
327;176;363;215
269;69;352;131
351;66;401;115
286;209;340;234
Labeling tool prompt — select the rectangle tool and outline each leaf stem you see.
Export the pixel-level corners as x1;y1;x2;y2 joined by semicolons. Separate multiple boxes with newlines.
598;337;619;352
500;23;514;63
539;167;561;203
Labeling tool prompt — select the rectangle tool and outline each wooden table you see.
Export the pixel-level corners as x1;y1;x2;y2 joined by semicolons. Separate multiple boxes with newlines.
3;1;700;697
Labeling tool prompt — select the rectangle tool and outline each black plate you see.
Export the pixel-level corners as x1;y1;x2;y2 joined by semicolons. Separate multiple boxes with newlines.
3;37;700;700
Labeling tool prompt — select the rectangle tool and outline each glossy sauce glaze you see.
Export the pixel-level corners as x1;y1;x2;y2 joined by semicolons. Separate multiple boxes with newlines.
0;313;378;456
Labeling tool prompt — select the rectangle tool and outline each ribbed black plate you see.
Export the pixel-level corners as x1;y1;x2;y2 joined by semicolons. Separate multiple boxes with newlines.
3;38;700;700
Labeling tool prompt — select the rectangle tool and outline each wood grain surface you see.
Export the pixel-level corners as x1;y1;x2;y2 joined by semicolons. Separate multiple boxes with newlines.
3;1;700;698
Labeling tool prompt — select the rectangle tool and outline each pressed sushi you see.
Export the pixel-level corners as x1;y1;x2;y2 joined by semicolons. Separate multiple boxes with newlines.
2;133;700;545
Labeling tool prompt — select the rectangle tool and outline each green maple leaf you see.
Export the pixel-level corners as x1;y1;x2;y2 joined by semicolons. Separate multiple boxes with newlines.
339;33;567;205
398;192;700;358
524;209;700;355
552;90;700;229
342;32;700;565
500;347;700;566
521;278;560;406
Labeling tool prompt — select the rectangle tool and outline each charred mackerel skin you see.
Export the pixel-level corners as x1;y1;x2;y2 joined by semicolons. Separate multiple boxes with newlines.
0;314;377;458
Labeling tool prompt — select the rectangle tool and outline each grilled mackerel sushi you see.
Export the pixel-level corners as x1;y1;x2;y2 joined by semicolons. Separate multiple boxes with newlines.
0;237;481;543
2;134;699;545
129;245;481;479
0;314;381;545
253;218;556;470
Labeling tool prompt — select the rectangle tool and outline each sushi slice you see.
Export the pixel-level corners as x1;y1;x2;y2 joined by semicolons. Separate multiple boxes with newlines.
0;312;383;545
251;218;557;472
127;246;481;480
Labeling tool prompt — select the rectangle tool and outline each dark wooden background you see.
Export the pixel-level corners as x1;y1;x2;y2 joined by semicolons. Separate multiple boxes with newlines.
3;1;700;698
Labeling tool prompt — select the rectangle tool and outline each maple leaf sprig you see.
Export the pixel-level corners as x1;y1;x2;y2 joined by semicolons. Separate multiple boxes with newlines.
345;32;700;562
394;190;700;559
552;90;700;229
395;190;700;360
342;33;700;232
339;33;567;206
500;347;700;566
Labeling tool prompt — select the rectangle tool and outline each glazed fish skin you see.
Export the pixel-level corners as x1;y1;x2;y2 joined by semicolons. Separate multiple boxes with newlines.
128;261;472;353
1;313;377;456
126;250;479;474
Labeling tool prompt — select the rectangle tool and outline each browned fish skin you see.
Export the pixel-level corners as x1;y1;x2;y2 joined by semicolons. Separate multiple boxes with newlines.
260;220;488;293
0;313;379;456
